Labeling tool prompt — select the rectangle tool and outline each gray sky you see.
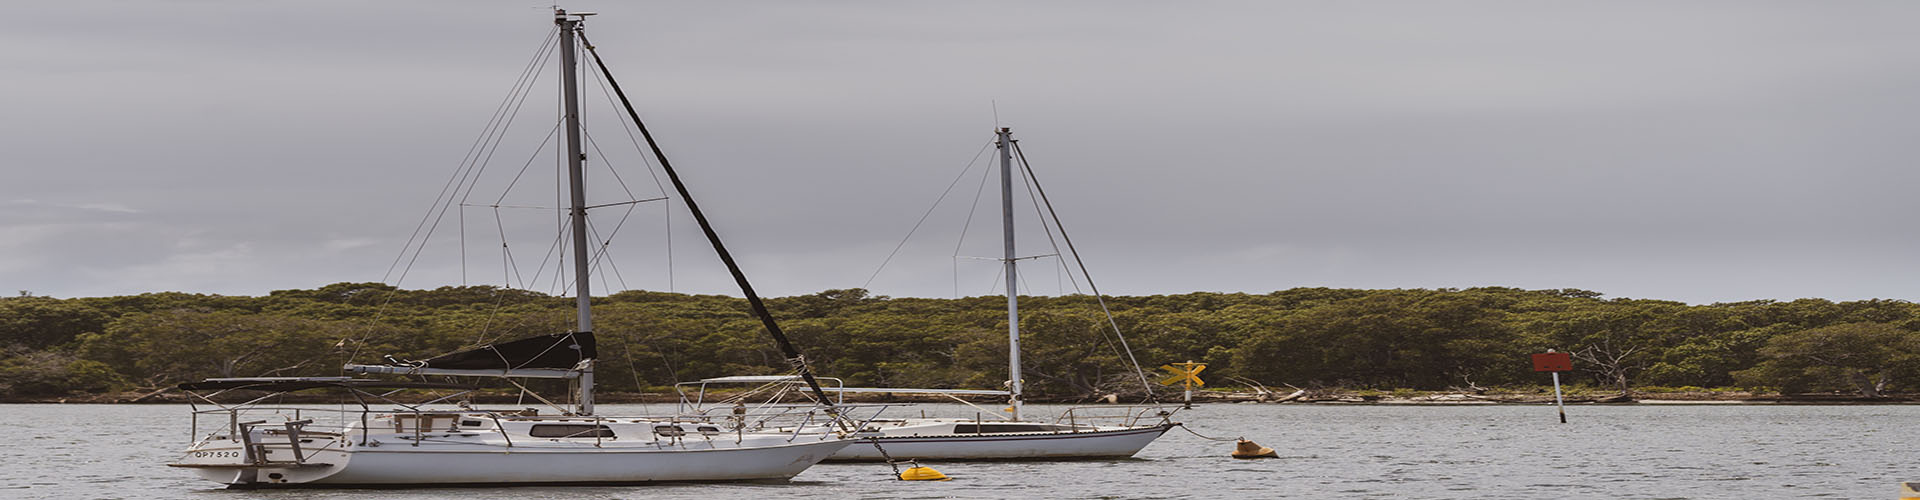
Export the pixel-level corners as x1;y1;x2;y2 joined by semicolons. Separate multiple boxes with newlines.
5;1;1919;305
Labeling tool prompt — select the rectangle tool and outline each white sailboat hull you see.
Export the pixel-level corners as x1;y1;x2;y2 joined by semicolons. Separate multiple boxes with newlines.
827;422;1176;461
203;441;849;486
175;415;855;487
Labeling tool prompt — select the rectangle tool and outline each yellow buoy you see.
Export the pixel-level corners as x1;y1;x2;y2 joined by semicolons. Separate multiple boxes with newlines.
899;465;950;481
1231;439;1277;459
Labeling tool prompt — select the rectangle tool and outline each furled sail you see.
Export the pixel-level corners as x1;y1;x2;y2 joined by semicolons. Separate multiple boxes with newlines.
418;332;596;370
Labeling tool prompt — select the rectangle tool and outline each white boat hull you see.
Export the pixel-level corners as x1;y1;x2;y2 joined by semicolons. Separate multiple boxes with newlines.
187;440;851;486
174;415;854;487
827;422;1176;461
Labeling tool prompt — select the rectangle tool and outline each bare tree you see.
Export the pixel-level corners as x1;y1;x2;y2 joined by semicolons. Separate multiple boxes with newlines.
1574;335;1641;394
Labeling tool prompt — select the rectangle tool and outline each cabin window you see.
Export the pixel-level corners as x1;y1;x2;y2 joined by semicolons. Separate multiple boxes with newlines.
696;426;721;436
529;424;615;438
654;425;686;437
461;420;486;428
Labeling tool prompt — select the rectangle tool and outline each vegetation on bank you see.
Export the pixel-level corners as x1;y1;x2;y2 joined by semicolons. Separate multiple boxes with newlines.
3;284;1918;401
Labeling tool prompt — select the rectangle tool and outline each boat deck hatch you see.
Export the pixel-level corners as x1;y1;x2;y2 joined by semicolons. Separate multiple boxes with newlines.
529;424;615;438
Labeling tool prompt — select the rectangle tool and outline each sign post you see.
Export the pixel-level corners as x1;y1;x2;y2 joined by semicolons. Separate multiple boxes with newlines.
1158;361;1206;409
1531;350;1573;423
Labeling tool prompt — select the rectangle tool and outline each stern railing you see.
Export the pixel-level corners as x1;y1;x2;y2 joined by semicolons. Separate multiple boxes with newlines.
1053;405;1181;428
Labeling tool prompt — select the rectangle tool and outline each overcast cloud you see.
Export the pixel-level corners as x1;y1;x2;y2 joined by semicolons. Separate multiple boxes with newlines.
4;1;1919;304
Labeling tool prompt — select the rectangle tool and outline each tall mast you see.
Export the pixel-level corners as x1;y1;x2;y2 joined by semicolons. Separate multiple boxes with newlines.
997;127;1022;421
557;8;594;415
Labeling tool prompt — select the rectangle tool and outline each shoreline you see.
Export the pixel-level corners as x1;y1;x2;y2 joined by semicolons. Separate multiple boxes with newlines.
8;389;1915;405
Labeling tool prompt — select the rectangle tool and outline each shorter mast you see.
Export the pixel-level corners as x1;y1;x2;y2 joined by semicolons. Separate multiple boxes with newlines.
998;127;1023;421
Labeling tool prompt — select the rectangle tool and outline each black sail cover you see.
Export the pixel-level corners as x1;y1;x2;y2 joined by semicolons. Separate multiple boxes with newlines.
420;332;596;370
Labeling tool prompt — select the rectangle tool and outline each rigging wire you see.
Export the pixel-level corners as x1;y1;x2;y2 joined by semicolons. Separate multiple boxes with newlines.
861;141;994;290
585;63;670;200
580;53;676;404
525;215;571;296
1013;143;1084;295
548;34;571;304
494;208;513;286
952;152;998;298
582;214;632;292
345;26;560;365
593;210;637;290
383;26;557;284
579;130;672;295
470;285;520;346
490;124;564;206
582;131;644;204
586;61;676;292
555;34;671;300
578;28;846;417
665;203;674;292
618;333;652;414
468;122;560;289
445;34;561;286
578;130;653;292
985;258;1050;298
1013;141;1158;401
452;42;563;283
552;74;564;299
493;207;528;288
459;197;466;284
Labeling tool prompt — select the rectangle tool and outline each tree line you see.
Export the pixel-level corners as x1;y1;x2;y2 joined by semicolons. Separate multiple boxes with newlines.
3;283;1917;400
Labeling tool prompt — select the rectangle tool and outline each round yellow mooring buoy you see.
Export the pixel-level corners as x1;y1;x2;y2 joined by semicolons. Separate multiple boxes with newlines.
1231;439;1277;459
899;465;951;481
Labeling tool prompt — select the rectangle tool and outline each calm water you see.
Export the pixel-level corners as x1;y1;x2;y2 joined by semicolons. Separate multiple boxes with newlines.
3;403;1912;499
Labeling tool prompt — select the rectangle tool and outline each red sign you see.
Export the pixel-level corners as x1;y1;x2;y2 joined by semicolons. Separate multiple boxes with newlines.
1532;352;1572;372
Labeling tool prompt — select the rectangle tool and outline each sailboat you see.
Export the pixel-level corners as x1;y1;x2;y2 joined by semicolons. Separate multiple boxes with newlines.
818;127;1179;461
167;9;856;487
679;127;1181;461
